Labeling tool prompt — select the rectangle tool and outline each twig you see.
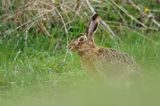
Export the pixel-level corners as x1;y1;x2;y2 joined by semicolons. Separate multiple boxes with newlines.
14;50;21;61
128;0;141;12
38;0;69;62
24;21;35;46
3;12;47;36
152;18;160;28
36;21;51;38
110;0;148;29
127;0;160;29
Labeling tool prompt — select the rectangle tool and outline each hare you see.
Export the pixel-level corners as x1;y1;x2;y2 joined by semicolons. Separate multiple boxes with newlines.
68;14;138;80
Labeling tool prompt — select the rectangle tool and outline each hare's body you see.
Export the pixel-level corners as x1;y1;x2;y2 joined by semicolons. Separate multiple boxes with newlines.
68;14;138;80
79;46;137;77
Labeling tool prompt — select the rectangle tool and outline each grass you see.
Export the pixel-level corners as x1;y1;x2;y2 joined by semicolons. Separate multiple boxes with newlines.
0;0;160;106
1;27;160;106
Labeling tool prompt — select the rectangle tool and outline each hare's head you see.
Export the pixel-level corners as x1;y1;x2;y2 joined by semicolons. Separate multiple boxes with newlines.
68;14;99;52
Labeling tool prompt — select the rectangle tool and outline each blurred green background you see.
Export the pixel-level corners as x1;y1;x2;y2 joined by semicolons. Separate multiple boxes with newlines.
0;0;160;106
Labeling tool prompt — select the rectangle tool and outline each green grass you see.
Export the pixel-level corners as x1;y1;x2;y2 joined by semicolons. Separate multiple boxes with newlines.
0;27;160;106
0;0;160;105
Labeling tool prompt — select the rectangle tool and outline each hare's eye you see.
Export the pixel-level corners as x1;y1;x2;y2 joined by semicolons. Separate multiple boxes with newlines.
78;37;85;42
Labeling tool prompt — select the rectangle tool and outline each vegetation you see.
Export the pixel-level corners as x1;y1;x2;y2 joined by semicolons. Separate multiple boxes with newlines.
0;0;160;106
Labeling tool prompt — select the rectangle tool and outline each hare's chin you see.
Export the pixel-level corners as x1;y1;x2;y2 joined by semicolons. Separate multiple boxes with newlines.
70;49;77;52
69;47;76;52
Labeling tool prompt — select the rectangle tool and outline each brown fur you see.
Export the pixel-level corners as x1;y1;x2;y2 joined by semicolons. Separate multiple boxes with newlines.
68;14;138;80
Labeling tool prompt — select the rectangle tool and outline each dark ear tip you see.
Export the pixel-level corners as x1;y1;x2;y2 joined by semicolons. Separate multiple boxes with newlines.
92;13;99;20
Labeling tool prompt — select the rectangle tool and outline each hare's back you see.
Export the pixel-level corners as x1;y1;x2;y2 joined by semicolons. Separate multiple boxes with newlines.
96;48;136;68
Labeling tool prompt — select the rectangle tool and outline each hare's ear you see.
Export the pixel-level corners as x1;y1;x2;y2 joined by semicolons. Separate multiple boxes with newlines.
86;13;99;39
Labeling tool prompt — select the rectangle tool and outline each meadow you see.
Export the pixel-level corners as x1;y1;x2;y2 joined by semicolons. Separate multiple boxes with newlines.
0;0;160;106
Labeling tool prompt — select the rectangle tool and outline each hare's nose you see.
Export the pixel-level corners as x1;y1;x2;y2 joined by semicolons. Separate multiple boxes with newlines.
68;44;72;50
68;46;72;50
68;44;74;50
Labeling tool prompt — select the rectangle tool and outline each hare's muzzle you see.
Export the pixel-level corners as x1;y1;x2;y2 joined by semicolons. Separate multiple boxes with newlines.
68;44;75;51
68;45;73;50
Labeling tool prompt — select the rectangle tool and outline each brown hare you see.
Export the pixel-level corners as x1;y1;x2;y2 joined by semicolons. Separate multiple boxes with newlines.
68;14;138;81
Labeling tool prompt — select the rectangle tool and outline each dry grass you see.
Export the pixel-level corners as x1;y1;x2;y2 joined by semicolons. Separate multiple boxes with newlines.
0;1;160;105
0;0;159;38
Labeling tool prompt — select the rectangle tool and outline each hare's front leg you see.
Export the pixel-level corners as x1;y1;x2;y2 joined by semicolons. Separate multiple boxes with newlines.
81;60;105;81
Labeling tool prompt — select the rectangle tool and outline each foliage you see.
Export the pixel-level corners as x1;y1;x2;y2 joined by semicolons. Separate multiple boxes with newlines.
0;0;160;106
